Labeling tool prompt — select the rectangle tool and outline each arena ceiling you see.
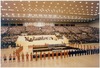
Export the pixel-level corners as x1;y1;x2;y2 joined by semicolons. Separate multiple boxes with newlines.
1;1;99;23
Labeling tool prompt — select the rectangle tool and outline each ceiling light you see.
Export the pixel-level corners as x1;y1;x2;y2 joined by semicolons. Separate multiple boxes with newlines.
81;5;83;7
42;5;44;7
6;13;8;15
28;4;31;6
63;3;65;5
35;5;37;7
23;10;25;11
49;6;51;7
23;14;25;15
91;6;93;8
18;13;20;15
20;0;22;2
7;18;9;20
13;3;16;5
73;1;75;2
87;12;89;13
96;7;98;8
43;2;45;4
57;3;59;5
50;2;52;4
55;6;57;8
85;2;88;4
12;13;14;15
21;4;23;6
77;8;79;10
86;6;88;8
75;5;77;7
91;12;93;13
2;15;4;17
28;1;30;3
15;7;17;8
17;10;19;11
91;9;93;11
70;4;72;6
91;3;94;4
5;3;8;5
8;6;10;8
36;1;38;3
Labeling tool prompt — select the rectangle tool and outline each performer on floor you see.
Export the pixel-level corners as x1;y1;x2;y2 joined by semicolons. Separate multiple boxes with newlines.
26;52;29;61
9;54;12;62
30;53;33;61
3;54;7;63
21;53;24;62
13;53;16;62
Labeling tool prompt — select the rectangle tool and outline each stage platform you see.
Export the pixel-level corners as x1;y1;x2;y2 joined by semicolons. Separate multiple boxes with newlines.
16;35;69;53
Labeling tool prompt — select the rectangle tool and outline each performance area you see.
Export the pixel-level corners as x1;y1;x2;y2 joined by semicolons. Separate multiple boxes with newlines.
15;35;68;53
1;1;99;67
1;43;99;67
16;35;68;46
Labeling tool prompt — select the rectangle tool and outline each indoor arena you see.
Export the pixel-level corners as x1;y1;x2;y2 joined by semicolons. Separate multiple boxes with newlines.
1;0;99;67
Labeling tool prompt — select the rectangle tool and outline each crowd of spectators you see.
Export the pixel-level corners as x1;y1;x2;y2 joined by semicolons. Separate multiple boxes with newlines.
26;26;42;35
1;26;8;34
1;36;18;49
1;25;99;49
41;26;54;34
8;26;25;35
53;26;70;33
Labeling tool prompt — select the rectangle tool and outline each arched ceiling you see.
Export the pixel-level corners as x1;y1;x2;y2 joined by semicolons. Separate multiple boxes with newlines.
1;1;99;23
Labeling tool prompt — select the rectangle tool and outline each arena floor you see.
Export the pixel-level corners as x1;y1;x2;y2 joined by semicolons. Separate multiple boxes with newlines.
1;43;99;67
1;54;99;67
